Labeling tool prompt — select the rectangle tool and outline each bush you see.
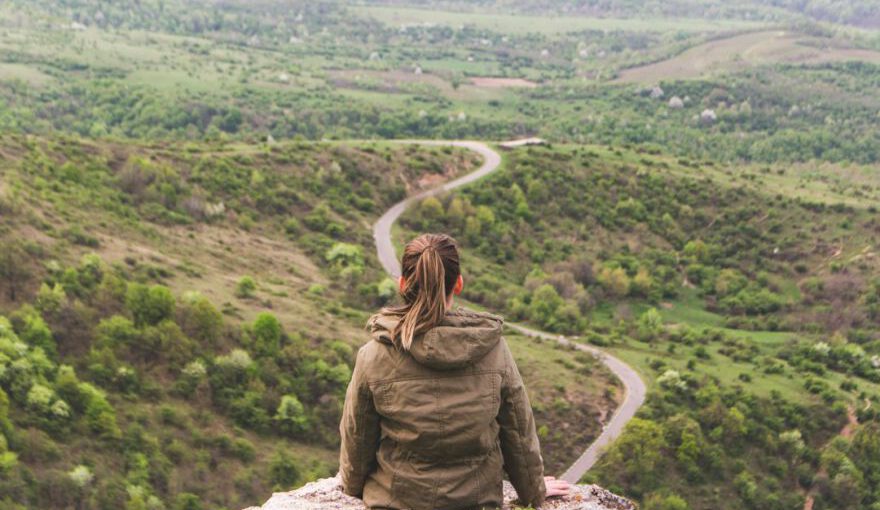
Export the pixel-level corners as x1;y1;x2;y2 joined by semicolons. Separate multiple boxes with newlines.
269;451;300;490
177;292;223;345
251;313;282;356
96;315;139;349
126;284;175;326
11;307;56;359
79;383;122;440
174;493;203;510
274;394;309;435
644;493;689;510
235;276;257;298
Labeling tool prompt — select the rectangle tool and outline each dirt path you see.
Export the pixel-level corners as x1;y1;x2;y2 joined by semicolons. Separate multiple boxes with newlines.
371;140;647;483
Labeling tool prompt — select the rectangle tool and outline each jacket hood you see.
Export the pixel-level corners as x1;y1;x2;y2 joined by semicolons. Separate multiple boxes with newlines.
368;307;504;370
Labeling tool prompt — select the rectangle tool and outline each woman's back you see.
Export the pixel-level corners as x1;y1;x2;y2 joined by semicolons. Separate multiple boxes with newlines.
339;308;546;510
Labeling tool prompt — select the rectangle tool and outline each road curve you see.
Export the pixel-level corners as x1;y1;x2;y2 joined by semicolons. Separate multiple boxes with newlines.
370;140;647;483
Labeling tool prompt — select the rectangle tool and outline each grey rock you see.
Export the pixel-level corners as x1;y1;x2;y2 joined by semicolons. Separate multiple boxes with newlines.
246;476;636;510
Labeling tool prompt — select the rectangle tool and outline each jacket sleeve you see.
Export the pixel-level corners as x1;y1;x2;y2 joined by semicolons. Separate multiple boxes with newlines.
339;346;381;498
497;337;547;507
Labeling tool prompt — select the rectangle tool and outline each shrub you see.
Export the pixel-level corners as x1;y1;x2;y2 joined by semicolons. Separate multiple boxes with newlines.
11;307;56;359
178;292;223;345
35;283;66;314
176;360;207;397
235;276;257;298
644;493;689;510
229;437;256;462
79;383;122;440
68;465;94;488
174;493;203;510
325;243;365;282
96;315;139;349
269;451;300;490
637;308;663;341
598;266;630;298
126;284;175;326
251;313;282;356
275;395;309;435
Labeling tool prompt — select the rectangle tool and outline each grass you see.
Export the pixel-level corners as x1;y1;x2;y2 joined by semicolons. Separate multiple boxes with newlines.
0;62;54;86
355;6;767;35
505;330;622;474
615;30;880;82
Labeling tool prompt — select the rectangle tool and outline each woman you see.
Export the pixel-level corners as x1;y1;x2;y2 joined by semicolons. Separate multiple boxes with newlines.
339;233;570;509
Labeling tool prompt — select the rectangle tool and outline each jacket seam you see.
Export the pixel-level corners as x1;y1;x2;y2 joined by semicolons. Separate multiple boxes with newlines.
367;369;505;386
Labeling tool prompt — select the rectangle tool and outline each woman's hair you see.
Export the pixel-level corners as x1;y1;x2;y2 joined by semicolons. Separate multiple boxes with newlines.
386;233;460;351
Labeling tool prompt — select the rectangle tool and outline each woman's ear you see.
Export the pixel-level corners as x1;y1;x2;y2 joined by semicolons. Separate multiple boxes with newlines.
453;274;464;295
398;275;406;293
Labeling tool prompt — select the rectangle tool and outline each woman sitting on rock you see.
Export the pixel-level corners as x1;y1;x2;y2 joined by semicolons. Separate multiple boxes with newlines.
339;233;570;509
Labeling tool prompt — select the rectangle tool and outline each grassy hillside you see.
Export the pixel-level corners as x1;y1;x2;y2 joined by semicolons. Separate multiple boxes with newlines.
401;143;880;509
0;135;620;509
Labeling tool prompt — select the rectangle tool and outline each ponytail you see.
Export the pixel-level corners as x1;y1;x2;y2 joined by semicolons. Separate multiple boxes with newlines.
386;234;461;351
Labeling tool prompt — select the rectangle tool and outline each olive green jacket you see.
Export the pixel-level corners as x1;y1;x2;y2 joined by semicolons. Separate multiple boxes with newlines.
339;308;546;510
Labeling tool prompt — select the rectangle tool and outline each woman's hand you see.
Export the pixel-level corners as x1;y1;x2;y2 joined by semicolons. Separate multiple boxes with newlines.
544;476;571;498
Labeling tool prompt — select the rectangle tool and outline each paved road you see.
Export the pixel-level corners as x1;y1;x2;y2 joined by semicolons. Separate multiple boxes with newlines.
370;140;647;483
374;141;501;278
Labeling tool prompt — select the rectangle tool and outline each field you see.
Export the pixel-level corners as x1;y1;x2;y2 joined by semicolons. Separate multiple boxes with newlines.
355;5;768;34
616;30;880;82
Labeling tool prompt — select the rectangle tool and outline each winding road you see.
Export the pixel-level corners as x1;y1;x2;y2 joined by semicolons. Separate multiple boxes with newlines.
371;140;647;483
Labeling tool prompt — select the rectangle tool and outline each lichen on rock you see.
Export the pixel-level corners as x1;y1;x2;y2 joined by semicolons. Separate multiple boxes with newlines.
245;476;635;510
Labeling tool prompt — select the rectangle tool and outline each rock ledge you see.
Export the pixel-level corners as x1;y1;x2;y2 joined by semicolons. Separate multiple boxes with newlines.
245;476;635;510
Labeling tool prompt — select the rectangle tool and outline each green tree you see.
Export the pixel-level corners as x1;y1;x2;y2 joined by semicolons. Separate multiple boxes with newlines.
174;493;203;510
13;306;56;358
326;243;365;283
126;284;175;326
598;266;630;298
269;450;300;490
600;418;666;496
528;284;564;330
418;196;444;226
637;307;663;341
631;267;654;297
178;292;223;345
35;283;66;314
251;312;282;356
644;492;689;510
79;383;122;440
274;394;309;435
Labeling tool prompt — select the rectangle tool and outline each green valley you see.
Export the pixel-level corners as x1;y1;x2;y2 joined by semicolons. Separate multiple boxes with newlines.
1;1;879;509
